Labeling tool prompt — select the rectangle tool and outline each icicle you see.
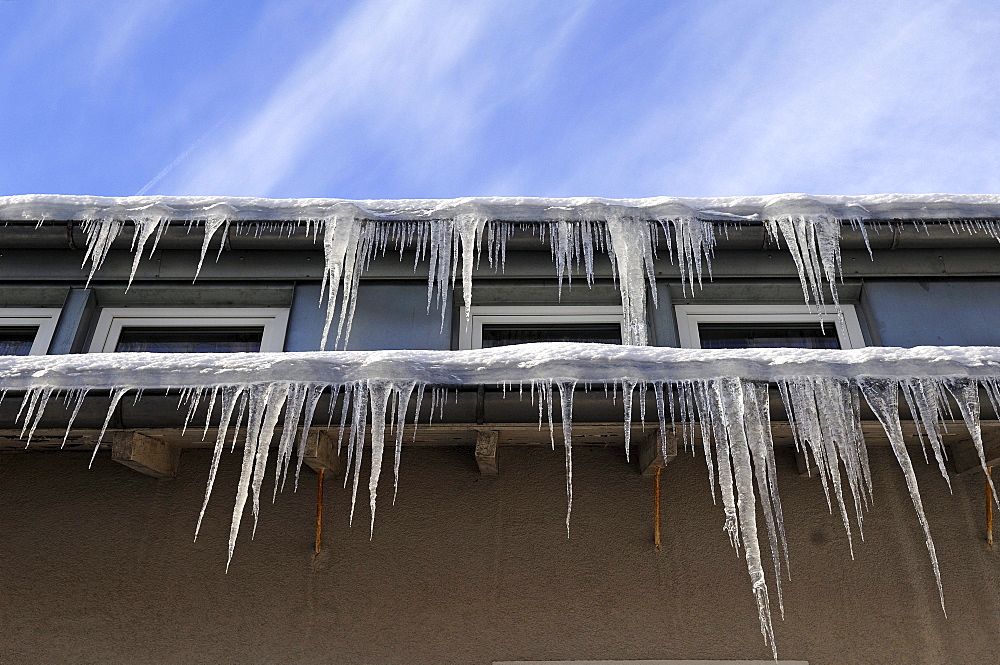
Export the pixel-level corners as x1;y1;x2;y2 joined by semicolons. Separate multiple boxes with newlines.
92;387;130;467
653;382;669;463
743;380;789;617
621;379;637;462
319;214;365;350
180;387;205;436
230;390;247;453
337;384;352;458
657;215;717;295
62;389;89;448
79;216;125;285
706;377;777;657
605;215;657;346
226;383;289;569
943;379;999;510
556;380;576;536
292;384;325;492
549;220;598;296
860;378;946;614
780;378;858;557
366;380;394;536
200;386;220;442
901;379;952;492
273;383;308;502
696;381;737;540
18;387;53;448
453;213;487;322
194;217;230;281
763;202;845;320
126;216;168;291
347;383;369;525
250;384;290;535
228;384;268;569
536;380;556;449
393;381;416;504
195;386;242;541
411;383;426;444
426;220;453;330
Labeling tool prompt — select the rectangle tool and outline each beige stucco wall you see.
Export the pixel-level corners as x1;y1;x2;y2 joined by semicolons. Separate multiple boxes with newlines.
1;444;998;664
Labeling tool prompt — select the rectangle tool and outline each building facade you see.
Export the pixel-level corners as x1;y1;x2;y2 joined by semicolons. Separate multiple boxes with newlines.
1;194;999;664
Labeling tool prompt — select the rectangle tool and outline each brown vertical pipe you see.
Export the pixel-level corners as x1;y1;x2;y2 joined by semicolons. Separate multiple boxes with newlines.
315;467;325;554
654;465;662;551
988;466;994;550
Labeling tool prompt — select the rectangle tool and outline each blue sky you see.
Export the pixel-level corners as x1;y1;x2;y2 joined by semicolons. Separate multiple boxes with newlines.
1;0;998;199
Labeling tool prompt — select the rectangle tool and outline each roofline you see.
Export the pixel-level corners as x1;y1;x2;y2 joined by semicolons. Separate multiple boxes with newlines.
3;193;1000;223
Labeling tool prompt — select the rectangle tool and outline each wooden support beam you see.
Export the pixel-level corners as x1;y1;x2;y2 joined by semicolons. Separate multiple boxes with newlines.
950;429;1000;474
111;431;180;478
475;430;499;475
638;429;678;476
303;430;342;474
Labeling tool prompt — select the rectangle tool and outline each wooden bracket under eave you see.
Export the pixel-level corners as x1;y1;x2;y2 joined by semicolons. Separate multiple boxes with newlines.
475;430;499;475
111;431;181;478
639;429;678;476
951;429;1000;475
303;430;343;474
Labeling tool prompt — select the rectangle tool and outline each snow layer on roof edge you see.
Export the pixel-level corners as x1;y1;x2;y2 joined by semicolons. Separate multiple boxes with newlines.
5;192;1000;222
2;344;1000;388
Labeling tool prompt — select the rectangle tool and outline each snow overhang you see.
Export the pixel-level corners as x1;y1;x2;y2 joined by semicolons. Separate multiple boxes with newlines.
4;193;1000;224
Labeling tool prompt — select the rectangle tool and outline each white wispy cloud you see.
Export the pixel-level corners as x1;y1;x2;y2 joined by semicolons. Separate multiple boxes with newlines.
552;1;1000;196
165;0;587;196
10;1;993;198
0;0;185;85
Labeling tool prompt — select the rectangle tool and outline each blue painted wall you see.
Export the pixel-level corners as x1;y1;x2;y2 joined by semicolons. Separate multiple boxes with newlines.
863;281;1000;346
349;283;452;351
649;283;679;347
284;284;325;351
285;282;452;351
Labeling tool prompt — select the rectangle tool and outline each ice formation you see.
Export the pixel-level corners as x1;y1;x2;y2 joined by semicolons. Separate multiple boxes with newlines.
5;345;1000;656
3;194;1000;655
5;193;1000;350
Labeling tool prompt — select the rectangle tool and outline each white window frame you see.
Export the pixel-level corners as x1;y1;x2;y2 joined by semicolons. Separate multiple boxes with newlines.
88;307;290;353
0;308;61;355
459;305;625;350
674;304;866;350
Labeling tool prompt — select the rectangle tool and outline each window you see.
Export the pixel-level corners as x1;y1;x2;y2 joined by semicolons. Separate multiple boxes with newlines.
0;308;61;355
88;308;289;353
674;304;865;350
459;306;625;350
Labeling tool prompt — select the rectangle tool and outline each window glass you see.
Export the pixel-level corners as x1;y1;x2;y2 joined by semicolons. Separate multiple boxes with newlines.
481;323;622;348
0;326;38;355
698;322;840;349
114;326;265;353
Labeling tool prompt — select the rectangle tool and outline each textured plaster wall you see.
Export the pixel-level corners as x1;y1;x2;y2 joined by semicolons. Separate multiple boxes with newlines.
1;445;999;664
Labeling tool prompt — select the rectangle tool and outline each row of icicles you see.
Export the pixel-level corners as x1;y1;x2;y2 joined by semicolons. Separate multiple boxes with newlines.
73;211;1000;351
10;374;1000;657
